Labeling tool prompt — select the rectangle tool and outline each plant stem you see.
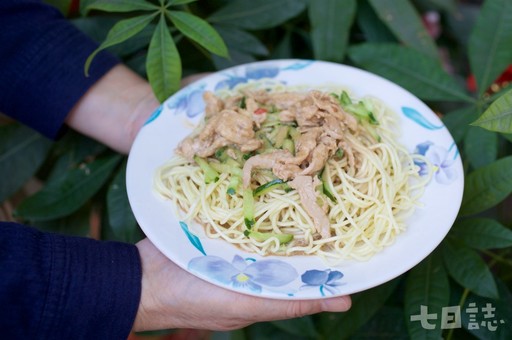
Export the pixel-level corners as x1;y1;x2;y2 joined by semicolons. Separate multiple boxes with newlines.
482;249;512;267
445;288;470;340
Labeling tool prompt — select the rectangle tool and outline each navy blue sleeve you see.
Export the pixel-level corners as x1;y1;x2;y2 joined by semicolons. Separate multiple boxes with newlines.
0;0;119;138
0;222;142;339
0;2;142;337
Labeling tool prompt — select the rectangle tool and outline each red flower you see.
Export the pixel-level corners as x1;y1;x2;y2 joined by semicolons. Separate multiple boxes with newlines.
466;65;512;93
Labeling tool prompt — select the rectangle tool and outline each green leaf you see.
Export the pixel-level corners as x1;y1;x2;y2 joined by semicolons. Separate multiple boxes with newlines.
212;49;256;71
168;0;197;5
46;132;106;183
443;239;498;299
405;250;450;340
15;154;122;221
208;0;307;30
107;160;140;243
502;132;512;143
367;0;438;59
317;278;400;339
441;106;478;144
356;0;396;43
468;0;512;97
450;217;512;250
213;25;268;56
463;126;498;169
460;155;512;216
146;14;181;103
72;16;156;58
351;306;408;339
308;0;356;62
462;279;512;339
85;0;158;12
472;89;512;133
85;13;157;76
0;124;52;203
348;43;473;102
168;10;228;57
271;316;318;338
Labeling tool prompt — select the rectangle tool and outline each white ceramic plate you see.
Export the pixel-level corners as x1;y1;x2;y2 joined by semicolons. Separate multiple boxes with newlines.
127;59;464;299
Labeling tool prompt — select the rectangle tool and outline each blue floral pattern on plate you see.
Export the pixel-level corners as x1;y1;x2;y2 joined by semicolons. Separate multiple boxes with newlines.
181;221;344;297
127;59;464;300
414;141;459;184
214;60;313;91
402;106;444;130
188;255;299;293
301;269;345;296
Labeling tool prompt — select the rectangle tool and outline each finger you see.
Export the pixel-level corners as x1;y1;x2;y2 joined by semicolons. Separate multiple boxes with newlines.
238;295;352;322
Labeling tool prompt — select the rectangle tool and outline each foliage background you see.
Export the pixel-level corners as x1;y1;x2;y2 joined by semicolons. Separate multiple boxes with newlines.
1;0;512;339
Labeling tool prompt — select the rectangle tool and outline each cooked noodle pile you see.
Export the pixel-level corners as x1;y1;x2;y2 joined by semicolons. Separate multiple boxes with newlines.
154;81;431;262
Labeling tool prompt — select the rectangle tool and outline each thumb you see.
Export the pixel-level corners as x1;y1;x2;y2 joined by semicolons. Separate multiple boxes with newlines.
258;295;352;321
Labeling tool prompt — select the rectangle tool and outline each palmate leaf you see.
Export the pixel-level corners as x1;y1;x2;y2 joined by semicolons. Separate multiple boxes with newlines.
308;0;356;62
348;43;473;102
208;0;307;30
443;239;498;299
449;217;512;250
167;10;228;58
85;0;158;13
351;306;408;339
271;316;318;338
472;89;512;133
85;13;157;76
317;278;400;339
462;279;512;339
367;0;438;59
213;25;268;57
441;106;478;144
404;250;449;340
106;159;139;243
147;14;181;102
0;124;53;203
14;154;122;221
168;0;197;5
468;0;512;97
460;155;512;216
356;0;396;43
463;126;498;169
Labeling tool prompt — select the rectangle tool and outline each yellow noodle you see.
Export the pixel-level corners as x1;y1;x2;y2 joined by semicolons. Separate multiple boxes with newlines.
154;82;432;263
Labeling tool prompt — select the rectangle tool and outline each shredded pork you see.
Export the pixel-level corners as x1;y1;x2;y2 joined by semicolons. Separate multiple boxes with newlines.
176;89;361;239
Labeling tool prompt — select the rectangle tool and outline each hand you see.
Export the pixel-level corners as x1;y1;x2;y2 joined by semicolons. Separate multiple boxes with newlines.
65;66;211;154
65;64;160;154
133;238;351;331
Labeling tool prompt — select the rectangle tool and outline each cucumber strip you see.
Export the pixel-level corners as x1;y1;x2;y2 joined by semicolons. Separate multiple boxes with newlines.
274;126;289;148
334;148;344;159
194;156;219;184
340;90;352;106
344;102;379;125
243;188;255;228
363;122;381;142
227;175;240;195
244;230;293;244
282;138;295;155
209;161;242;177
321;167;336;202
214;147;228;161
253;179;286;197
288;127;301;143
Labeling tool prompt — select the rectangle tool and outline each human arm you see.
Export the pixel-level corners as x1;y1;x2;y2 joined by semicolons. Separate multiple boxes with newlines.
0;0;351;335
133;238;351;331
